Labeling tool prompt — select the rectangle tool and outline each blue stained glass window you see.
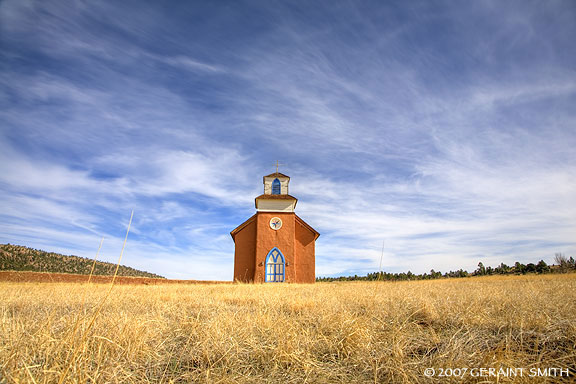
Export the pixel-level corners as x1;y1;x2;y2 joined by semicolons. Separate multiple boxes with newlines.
265;247;285;282
272;178;281;195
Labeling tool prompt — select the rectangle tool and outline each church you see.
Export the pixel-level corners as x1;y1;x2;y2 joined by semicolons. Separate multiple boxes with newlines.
230;171;319;283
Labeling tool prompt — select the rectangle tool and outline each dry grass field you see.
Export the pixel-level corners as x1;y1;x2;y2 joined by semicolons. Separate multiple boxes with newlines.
1;274;575;383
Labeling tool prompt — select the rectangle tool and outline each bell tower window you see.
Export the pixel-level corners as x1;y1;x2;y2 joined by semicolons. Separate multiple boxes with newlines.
272;178;281;195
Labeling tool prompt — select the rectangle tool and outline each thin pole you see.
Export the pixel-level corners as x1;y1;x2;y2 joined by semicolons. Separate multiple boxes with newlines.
378;239;385;281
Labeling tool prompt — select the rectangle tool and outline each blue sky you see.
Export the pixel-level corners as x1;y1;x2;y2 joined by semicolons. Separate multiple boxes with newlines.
1;0;575;280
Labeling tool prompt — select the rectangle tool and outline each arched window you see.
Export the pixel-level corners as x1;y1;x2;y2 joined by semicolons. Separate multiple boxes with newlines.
272;178;281;195
265;247;285;282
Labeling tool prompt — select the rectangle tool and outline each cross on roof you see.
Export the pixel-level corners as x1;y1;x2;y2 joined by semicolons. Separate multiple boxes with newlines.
273;160;285;174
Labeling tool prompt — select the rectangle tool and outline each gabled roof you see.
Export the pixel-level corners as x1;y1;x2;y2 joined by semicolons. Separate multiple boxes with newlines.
295;214;320;240
230;212;320;241
263;172;290;180
230;213;256;241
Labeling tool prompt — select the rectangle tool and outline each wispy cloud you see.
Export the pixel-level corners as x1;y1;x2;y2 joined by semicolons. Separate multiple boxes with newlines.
1;0;575;279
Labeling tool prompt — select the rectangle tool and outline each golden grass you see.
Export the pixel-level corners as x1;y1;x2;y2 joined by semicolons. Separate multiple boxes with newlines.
1;274;575;383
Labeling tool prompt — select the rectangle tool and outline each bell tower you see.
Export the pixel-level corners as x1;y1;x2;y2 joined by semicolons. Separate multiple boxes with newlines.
256;173;297;212
230;167;319;283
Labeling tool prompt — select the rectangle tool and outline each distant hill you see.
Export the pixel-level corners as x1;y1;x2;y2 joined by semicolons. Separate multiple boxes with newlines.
0;244;165;279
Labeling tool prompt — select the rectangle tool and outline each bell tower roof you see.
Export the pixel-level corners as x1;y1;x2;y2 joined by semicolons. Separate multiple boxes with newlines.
263;172;290;180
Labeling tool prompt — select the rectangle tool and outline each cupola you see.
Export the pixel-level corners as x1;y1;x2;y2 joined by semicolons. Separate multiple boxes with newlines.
255;172;298;212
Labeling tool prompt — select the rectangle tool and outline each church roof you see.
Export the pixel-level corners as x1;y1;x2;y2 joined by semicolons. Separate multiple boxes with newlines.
255;194;297;208
229;213;320;241
295;214;320;240
230;213;256;240
255;194;298;209
254;194;297;200
263;172;290;179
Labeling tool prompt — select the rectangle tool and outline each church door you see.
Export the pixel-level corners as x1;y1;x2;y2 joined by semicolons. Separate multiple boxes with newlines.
265;247;285;282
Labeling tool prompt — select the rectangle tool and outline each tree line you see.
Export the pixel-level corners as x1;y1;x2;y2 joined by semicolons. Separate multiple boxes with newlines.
316;253;576;282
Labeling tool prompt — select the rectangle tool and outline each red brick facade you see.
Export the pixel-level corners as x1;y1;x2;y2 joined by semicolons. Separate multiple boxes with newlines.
230;179;319;283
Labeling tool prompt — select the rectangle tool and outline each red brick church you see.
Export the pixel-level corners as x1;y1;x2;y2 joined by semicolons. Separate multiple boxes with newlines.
230;171;319;283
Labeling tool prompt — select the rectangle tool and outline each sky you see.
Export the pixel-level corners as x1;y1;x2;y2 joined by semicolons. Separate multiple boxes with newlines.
1;0;575;280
